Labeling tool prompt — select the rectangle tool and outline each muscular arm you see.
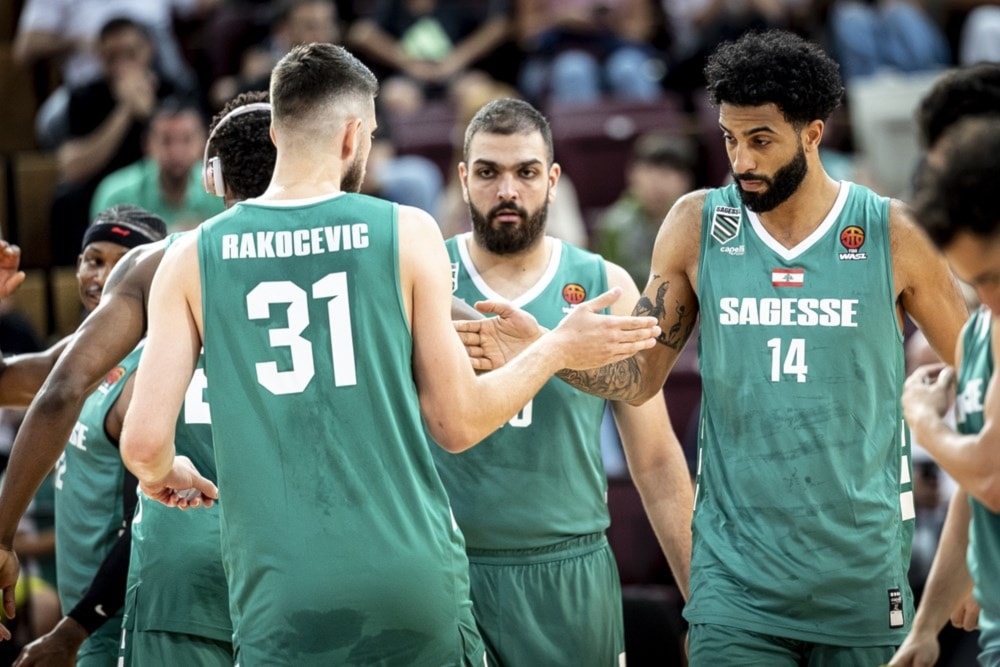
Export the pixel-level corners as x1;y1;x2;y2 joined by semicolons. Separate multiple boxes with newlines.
906;320;1000;510
891;200;968;366
120;239;200;490
558;192;704;404
605;262;693;599
0;337;70;408
0;243;162;548
890;492;975;666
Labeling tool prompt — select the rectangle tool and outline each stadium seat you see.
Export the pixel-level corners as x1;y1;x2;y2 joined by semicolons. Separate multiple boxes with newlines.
50;265;83;338
12;151;57;268
0;43;39;154
7;268;48;338
606;475;687;665
546;96;692;213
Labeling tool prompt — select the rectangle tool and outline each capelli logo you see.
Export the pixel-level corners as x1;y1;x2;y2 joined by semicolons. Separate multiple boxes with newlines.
720;244;745;256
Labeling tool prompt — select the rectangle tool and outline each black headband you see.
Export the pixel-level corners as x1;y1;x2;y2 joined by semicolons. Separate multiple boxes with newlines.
82;220;164;251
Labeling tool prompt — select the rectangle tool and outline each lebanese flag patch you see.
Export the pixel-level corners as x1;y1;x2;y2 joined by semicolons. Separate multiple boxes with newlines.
772;268;804;287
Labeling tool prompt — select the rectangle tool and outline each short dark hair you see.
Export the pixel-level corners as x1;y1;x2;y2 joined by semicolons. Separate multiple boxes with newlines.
463;98;553;164
98;16;151;43
704;29;844;126
270;43;377;126
208;91;275;200
913;116;1000;247
916;63;1000;149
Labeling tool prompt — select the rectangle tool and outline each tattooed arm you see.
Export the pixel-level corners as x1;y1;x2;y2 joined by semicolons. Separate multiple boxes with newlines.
558;191;705;404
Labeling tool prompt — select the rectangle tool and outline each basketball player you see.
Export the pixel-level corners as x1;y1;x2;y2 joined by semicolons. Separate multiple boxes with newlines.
435;97;692;664
119;43;659;664
0;93;274;663
7;207;167;666
455;30;969;664
890;117;1000;667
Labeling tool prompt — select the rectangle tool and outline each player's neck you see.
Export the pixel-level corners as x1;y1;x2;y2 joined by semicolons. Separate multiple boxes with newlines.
467;234;552;300
753;170;841;249
261;157;345;200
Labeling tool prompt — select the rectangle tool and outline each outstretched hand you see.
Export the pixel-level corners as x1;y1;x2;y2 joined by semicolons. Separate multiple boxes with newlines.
0;547;20;641
140;455;218;509
454;300;544;371
550;287;659;370
0;242;26;300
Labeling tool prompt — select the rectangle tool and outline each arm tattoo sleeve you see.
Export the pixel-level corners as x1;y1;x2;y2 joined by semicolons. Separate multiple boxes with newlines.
555;277;696;400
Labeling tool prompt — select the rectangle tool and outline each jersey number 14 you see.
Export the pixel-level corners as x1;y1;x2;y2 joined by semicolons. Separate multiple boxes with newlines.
767;337;808;383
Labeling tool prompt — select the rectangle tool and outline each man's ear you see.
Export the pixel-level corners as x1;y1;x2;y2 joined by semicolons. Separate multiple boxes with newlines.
458;162;470;204
341;117;362;161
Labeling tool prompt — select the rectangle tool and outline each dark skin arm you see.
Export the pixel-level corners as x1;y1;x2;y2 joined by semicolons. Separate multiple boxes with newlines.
0;241;165;638
0;337;72;408
14;374;140;666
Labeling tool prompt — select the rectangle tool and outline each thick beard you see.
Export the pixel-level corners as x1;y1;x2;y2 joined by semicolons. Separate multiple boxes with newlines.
341;156;364;193
733;143;808;213
470;199;548;255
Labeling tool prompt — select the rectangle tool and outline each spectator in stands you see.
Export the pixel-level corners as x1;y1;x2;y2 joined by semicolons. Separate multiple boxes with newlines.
347;0;513;115
208;0;341;110
960;5;1000;64
49;17;197;266
91;99;224;232
594;133;697;286
515;0;665;106
13;0;216;148
660;0;797;99
827;0;951;82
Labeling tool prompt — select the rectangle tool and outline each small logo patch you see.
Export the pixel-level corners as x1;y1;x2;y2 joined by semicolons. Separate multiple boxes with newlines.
562;283;586;305
711;206;742;245
839;225;868;260
450;262;459;293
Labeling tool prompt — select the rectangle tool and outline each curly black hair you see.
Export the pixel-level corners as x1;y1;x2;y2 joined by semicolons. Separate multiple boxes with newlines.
916;63;1000;149
208;91;274;200
914;116;1000;248
704;29;844;126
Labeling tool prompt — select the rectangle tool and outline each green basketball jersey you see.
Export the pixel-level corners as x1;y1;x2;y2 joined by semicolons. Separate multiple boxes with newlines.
436;233;610;550
196;194;481;665
955;306;1000;653
54;343;143;645
688;182;913;645
124;349;231;644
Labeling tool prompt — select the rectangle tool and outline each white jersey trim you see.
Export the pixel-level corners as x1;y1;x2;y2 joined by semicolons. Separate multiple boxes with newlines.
455;233;563;307
240;192;347;208
746;181;850;261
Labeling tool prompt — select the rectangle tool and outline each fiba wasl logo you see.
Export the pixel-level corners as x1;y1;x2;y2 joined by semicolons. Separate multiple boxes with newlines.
839;225;867;261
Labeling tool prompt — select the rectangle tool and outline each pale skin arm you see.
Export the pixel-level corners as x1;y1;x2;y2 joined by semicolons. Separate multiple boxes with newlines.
401;206;661;451
904;321;1000;511
889;491;977;667
0;243;164;638
605;262;693;600
119;236;216;506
